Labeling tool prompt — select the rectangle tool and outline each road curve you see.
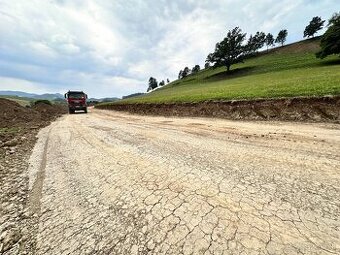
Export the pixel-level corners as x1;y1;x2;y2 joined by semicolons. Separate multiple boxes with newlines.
27;108;340;255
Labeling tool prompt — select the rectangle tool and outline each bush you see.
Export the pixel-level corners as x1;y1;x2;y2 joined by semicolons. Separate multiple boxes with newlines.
31;100;52;106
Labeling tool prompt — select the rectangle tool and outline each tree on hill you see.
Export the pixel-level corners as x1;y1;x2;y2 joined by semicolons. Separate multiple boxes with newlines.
275;29;288;46
245;31;266;55
191;65;200;74
178;70;183;79
265;33;275;51
204;62;210;69
316;12;340;59
244;34;255;55
181;67;191;78
304;16;325;38
147;77;158;91
167;78;170;83
159;80;165;86
254;32;266;50
206;27;246;72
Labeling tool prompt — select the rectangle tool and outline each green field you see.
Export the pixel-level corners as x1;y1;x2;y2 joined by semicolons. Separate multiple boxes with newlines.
107;39;340;105
0;95;34;106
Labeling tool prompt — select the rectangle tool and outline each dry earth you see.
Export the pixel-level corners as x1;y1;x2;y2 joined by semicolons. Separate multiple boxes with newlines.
15;108;340;254
0;99;67;254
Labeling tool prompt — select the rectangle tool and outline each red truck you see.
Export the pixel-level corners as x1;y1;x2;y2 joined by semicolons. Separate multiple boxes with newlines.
64;91;88;114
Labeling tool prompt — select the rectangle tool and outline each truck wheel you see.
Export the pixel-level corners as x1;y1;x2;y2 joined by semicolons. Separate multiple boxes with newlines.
84;108;88;113
69;108;74;114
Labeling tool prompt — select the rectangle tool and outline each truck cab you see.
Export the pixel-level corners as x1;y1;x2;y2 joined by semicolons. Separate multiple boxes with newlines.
64;91;88;114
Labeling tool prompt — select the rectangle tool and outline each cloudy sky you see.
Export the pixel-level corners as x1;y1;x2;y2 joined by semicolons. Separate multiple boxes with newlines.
0;0;338;98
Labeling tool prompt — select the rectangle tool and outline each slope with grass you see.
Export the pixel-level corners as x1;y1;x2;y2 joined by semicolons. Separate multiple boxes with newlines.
0;95;34;107
109;38;340;105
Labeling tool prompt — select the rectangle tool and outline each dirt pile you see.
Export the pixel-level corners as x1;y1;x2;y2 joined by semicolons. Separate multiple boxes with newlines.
32;102;67;120
0;99;67;128
0;99;41;128
96;96;340;123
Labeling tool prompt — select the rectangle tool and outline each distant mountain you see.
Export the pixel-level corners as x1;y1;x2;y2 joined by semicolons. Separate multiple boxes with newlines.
122;93;145;99
0;90;64;100
0;90;120;102
88;97;120;102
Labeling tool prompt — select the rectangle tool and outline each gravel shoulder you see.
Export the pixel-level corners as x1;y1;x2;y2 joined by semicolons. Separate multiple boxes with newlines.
23;108;340;254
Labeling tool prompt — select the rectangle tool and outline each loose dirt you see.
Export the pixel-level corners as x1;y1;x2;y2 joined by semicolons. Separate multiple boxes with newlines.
96;96;340;123
26;108;340;254
0;98;67;254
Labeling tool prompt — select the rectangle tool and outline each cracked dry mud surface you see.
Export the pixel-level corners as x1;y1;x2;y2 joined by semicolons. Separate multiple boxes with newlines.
27;109;339;255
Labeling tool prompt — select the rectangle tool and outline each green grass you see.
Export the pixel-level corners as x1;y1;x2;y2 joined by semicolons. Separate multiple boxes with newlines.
102;39;340;105
0;95;34;106
0;127;20;134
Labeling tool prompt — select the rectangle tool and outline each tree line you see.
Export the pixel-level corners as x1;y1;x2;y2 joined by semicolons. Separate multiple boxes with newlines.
147;77;170;92
147;12;339;91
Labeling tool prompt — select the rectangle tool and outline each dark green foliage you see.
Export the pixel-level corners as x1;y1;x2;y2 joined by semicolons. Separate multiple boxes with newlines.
32;99;52;106
304;16;325;38
204;62;210;69
328;12;340;26
275;29;288;46
182;67;191;78
147;77;158;91
178;70;183;79
167;78;170;83
246;32;266;54
206;27;246;71
159;80;165;86
192;65;201;74
265;33;275;50
316;12;340;59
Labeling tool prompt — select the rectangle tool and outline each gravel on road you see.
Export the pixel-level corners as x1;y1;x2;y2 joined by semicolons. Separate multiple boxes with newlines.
27;108;340;254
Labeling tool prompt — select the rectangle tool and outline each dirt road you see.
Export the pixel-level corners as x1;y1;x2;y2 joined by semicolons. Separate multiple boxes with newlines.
27;108;340;254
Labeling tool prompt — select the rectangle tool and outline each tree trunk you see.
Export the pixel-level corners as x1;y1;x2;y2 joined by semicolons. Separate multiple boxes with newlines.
227;65;230;72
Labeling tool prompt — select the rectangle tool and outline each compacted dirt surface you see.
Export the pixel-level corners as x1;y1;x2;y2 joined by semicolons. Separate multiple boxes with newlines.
23;108;340;255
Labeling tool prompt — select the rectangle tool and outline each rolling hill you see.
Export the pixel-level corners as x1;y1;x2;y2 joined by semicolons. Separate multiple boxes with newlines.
106;38;340;105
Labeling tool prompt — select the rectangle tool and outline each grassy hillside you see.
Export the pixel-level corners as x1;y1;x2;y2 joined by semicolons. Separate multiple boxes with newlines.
0;95;34;106
109;38;340;104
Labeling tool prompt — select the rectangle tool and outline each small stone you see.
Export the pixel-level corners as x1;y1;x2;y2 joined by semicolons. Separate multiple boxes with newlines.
4;139;18;147
131;245;138;255
0;228;21;253
147;240;155;250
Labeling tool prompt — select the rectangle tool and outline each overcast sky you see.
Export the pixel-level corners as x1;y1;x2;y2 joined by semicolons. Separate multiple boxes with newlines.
0;0;338;98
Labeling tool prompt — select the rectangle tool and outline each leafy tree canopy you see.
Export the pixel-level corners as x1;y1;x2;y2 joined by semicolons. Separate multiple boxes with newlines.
206;27;246;71
265;33;275;50
192;65;201;74
275;29;288;46
182;67;191;78
316;12;340;59
304;16;325;38
147;77;158;91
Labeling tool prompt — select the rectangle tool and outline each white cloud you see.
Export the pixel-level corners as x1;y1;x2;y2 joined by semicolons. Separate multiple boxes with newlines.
0;0;339;97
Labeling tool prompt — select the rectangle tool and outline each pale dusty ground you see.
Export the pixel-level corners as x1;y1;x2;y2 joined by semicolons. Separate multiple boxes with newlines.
27;108;340;255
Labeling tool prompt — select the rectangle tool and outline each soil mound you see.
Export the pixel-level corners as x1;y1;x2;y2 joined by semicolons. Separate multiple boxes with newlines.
32;102;67;120
0;99;41;127
0;99;67;128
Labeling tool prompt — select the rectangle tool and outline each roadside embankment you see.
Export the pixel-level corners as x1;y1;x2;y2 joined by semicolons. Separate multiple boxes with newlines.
0;98;67;254
96;96;340;123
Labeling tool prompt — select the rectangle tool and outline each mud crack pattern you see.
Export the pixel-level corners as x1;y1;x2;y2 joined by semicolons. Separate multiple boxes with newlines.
27;109;340;254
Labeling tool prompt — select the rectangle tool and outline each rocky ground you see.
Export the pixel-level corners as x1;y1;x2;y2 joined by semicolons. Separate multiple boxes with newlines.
26;108;339;255
0;98;66;254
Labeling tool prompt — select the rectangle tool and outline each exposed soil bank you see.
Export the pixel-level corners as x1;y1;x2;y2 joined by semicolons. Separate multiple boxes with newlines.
96;96;340;123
